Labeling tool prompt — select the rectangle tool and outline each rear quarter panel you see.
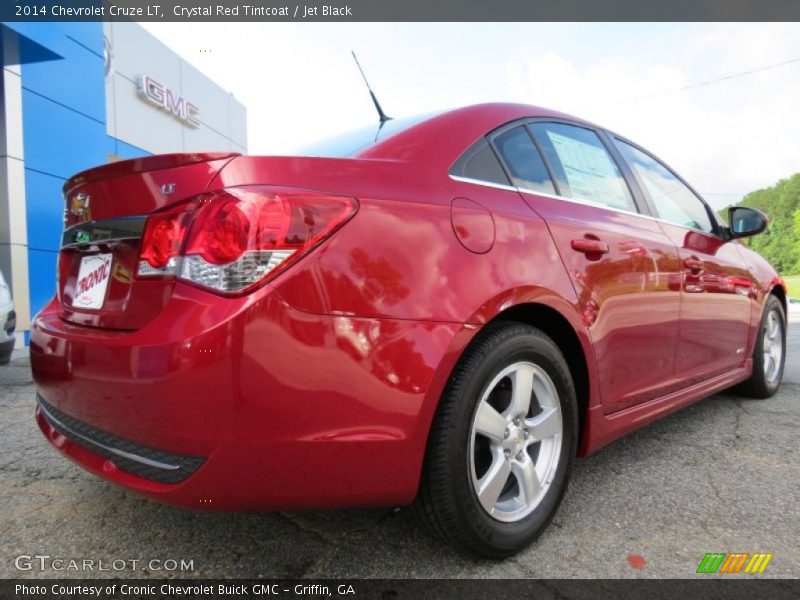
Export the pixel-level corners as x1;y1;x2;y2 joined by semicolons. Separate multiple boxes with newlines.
213;156;601;447
213;157;585;325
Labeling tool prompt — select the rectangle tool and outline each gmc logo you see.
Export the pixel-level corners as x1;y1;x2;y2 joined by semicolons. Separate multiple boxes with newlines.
138;75;200;128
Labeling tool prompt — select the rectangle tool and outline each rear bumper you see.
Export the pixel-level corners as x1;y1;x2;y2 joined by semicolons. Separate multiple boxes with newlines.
30;283;465;510
37;395;204;484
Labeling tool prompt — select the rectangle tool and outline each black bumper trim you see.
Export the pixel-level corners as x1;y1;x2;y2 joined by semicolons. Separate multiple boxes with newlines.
37;395;205;484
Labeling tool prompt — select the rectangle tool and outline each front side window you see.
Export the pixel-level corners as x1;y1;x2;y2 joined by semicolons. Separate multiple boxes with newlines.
492;126;556;195
531;122;636;212
615;139;713;233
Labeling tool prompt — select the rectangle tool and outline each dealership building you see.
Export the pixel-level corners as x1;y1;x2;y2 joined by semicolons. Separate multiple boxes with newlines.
0;22;247;347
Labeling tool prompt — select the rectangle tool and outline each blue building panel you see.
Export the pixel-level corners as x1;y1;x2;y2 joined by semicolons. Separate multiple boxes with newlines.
16;23;108;332
21;33;105;123
0;24;62;66
24;170;65;254
60;23;105;57
105;134;117;157
22;89;107;179
1;23;71;62
113;137;151;160
27;248;58;318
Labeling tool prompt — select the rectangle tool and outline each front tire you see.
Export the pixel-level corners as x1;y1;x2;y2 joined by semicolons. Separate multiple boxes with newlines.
415;322;578;558
733;295;786;399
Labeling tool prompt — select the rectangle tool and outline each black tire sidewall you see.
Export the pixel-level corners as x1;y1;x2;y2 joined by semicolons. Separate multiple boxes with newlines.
445;326;578;555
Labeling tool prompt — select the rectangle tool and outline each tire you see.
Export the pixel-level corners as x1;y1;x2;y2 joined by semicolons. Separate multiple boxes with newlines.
732;295;786;399
414;322;578;558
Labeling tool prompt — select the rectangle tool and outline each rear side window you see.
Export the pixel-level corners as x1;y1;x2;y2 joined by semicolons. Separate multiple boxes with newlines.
450;139;510;186
614;139;714;233
492;126;556;195
531;122;636;212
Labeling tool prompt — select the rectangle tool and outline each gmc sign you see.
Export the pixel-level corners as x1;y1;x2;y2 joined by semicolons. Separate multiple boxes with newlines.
138;75;200;128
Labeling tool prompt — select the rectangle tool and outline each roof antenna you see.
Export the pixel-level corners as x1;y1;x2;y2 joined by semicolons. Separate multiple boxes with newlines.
351;51;392;124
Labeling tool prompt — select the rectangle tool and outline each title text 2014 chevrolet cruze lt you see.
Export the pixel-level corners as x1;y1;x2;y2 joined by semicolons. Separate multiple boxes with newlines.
31;104;787;557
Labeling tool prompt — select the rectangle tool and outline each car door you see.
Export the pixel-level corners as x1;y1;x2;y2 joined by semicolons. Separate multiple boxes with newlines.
491;121;683;413
613;138;753;385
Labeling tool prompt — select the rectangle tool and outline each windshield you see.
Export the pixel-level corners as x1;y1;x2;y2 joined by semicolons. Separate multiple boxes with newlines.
295;112;439;158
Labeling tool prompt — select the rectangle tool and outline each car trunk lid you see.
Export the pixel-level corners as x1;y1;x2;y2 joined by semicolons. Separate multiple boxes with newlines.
58;153;238;330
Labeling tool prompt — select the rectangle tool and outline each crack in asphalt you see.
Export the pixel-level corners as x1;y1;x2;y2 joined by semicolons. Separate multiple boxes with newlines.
277;512;342;547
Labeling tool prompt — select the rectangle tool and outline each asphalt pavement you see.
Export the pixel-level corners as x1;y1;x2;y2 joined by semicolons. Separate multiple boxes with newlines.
1;312;798;579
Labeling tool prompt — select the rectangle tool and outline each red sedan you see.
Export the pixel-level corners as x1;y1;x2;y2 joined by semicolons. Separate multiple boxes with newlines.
31;104;787;557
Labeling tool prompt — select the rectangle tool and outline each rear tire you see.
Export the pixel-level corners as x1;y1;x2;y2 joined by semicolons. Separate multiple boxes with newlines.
732;295;786;399
414;322;578;558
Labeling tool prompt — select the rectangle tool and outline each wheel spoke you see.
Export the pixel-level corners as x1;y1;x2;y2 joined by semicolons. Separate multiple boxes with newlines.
474;401;507;441
526;407;561;441
512;457;541;505
469;360;564;523
477;457;512;513
763;353;774;377
768;314;779;340
769;346;781;369
508;364;534;418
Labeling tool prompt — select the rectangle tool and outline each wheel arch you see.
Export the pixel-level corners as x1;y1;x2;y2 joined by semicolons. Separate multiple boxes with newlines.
770;279;787;314
484;303;592;454
416;296;598;487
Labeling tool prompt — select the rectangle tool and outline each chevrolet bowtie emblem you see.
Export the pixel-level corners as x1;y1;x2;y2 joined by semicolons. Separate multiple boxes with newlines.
70;193;91;216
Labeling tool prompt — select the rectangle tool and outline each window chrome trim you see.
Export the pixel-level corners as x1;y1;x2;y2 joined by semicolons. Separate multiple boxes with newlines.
449;174;518;193
450;173;640;214
448;173;718;236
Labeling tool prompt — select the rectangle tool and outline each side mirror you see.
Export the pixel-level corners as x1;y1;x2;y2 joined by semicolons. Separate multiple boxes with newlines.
727;206;768;239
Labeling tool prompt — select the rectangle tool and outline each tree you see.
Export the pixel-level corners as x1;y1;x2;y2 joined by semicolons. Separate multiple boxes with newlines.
725;173;800;275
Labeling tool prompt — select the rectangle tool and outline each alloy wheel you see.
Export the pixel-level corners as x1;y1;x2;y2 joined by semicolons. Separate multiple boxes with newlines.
762;309;784;384
469;361;563;523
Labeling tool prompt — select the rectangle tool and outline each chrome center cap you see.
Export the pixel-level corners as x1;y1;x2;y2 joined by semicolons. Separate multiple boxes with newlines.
504;425;525;455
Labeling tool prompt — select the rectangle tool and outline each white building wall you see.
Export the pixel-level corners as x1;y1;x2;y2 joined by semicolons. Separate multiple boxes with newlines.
0;31;29;347
104;22;247;156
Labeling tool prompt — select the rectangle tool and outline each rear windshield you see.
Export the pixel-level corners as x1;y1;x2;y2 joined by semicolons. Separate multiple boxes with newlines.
296;113;439;158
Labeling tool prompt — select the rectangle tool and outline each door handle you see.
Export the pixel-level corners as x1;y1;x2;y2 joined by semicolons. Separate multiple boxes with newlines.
571;238;609;255
683;257;704;272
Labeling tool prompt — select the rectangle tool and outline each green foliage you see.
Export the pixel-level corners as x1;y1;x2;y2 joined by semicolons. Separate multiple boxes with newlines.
721;173;800;275
795;208;800;238
785;276;800;300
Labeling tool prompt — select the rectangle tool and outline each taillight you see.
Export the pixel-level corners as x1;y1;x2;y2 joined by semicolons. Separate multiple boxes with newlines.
137;187;357;294
138;201;194;276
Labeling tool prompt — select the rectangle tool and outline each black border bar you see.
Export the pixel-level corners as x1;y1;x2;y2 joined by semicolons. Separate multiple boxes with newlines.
2;579;800;600
3;0;800;22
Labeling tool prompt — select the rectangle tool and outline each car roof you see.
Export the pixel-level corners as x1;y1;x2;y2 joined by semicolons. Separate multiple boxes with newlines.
354;103;598;168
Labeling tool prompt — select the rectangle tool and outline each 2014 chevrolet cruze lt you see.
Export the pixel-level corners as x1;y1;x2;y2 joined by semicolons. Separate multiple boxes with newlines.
31;104;787;557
